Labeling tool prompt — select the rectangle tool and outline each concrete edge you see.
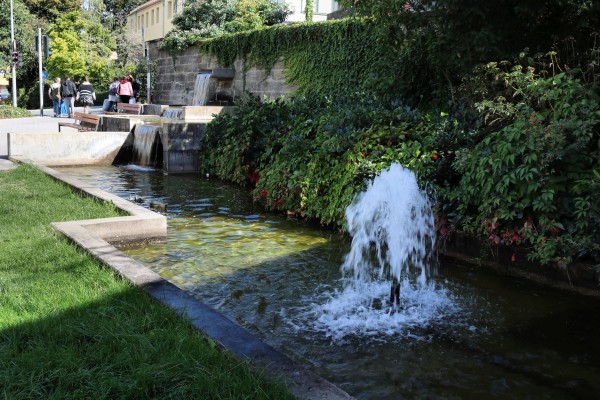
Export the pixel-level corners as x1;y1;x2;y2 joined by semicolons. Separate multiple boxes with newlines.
11;158;353;400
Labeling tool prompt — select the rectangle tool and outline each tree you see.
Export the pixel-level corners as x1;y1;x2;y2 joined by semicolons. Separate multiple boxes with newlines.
0;0;40;103
45;11;117;86
22;0;81;23
101;0;146;32
163;0;290;49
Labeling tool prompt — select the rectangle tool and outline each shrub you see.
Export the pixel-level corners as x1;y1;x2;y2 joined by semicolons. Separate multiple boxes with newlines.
454;65;600;268
0;105;31;119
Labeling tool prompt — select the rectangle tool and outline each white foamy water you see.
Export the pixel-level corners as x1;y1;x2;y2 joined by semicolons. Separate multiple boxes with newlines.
303;164;458;341
192;73;211;106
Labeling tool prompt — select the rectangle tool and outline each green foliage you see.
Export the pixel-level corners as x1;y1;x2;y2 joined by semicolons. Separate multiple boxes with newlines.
199;91;457;227
336;0;600;106
161;0;290;51
203;19;377;97
454;65;600;268
101;0;147;32
0;105;31;118
199;55;600;273
0;0;38;80
22;0;80;23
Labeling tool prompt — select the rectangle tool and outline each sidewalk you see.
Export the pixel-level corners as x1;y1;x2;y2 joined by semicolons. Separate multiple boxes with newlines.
0;106;103;160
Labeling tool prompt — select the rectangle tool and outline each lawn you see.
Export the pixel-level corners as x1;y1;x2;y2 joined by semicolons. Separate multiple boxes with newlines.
0;164;293;399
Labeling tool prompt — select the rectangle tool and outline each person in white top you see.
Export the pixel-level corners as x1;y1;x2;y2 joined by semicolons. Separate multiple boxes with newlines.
47;77;62;117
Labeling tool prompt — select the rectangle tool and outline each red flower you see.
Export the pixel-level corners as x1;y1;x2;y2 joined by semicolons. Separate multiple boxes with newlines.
431;153;439;161
511;253;516;263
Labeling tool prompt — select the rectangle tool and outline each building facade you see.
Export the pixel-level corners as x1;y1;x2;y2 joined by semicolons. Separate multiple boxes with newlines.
127;0;340;44
127;0;186;43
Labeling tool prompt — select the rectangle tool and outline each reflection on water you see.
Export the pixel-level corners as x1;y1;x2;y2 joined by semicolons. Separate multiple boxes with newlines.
58;165;600;400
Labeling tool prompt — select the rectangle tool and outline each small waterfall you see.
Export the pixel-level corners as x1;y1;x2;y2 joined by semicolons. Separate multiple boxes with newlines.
133;124;161;166
309;164;456;341
191;73;212;106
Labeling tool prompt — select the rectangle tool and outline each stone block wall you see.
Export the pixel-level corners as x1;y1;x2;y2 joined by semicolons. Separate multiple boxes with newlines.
148;40;296;106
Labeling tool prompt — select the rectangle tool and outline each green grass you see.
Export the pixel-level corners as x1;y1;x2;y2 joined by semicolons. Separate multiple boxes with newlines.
0;164;293;399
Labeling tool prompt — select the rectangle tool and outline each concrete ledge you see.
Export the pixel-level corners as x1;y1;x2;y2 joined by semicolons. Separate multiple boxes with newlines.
16;160;352;400
8;132;130;165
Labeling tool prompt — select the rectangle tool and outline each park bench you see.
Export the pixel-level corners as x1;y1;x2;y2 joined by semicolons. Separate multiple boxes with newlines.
105;102;142;115
58;112;100;132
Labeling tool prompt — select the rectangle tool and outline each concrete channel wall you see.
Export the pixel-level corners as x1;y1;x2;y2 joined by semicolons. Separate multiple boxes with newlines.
8;132;131;166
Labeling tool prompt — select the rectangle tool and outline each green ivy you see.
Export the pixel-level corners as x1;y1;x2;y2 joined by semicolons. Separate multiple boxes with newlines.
200;19;377;96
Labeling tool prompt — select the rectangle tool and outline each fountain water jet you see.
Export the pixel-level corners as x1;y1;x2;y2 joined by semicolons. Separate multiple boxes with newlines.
311;164;456;342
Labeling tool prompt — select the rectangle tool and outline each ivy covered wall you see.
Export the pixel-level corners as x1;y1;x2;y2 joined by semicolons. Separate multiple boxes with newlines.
148;19;374;105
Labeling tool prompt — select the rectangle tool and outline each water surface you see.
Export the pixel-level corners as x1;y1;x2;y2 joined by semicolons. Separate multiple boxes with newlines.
58;165;600;400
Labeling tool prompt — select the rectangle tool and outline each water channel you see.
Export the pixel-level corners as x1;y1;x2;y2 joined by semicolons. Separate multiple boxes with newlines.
57;165;600;400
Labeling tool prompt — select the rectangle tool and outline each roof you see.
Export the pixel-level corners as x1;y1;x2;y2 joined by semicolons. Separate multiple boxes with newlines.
129;0;162;16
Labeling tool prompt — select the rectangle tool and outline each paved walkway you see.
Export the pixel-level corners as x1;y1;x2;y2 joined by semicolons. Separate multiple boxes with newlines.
0;106;103;162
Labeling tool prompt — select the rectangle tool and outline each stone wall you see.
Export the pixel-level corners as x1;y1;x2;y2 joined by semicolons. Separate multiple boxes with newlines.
148;40;296;106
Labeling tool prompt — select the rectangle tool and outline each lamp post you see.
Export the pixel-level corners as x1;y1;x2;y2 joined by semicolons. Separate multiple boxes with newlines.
10;0;17;107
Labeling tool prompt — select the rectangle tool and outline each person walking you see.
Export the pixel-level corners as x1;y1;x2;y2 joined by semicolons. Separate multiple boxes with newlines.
107;77;119;111
76;76;96;114
129;75;140;103
48;77;62;118
61;76;77;118
117;76;133;104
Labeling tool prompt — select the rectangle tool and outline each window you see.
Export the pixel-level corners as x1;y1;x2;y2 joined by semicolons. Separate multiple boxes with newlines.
137;16;140;30
156;7;160;23
167;2;172;18
141;15;144;28
151;10;154;25
146;12;149;26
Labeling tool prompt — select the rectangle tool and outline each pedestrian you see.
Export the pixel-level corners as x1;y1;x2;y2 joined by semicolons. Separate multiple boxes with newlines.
129;75;140;103
108;77;119;111
76;76;96;114
61;75;77;118
117;75;133;104
48;77;62;118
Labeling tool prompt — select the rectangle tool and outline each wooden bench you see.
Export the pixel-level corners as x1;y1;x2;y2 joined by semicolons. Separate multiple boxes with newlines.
58;112;100;132
105;103;142;115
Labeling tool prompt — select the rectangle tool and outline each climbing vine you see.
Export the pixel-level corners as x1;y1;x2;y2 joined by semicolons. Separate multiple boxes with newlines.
200;18;377;96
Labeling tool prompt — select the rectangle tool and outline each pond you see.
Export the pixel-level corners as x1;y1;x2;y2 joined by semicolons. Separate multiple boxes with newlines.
57;165;600;400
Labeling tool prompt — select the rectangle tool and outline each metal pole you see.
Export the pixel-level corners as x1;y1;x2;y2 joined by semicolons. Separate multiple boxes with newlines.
38;29;44;116
10;0;17;107
146;43;151;104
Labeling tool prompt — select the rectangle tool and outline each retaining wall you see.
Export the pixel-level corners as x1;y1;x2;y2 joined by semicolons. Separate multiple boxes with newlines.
7;132;131;166
148;40;296;106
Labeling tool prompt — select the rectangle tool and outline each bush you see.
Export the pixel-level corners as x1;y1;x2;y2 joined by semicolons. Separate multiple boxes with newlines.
200;91;460;227
0;105;31;118
454;65;600;268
